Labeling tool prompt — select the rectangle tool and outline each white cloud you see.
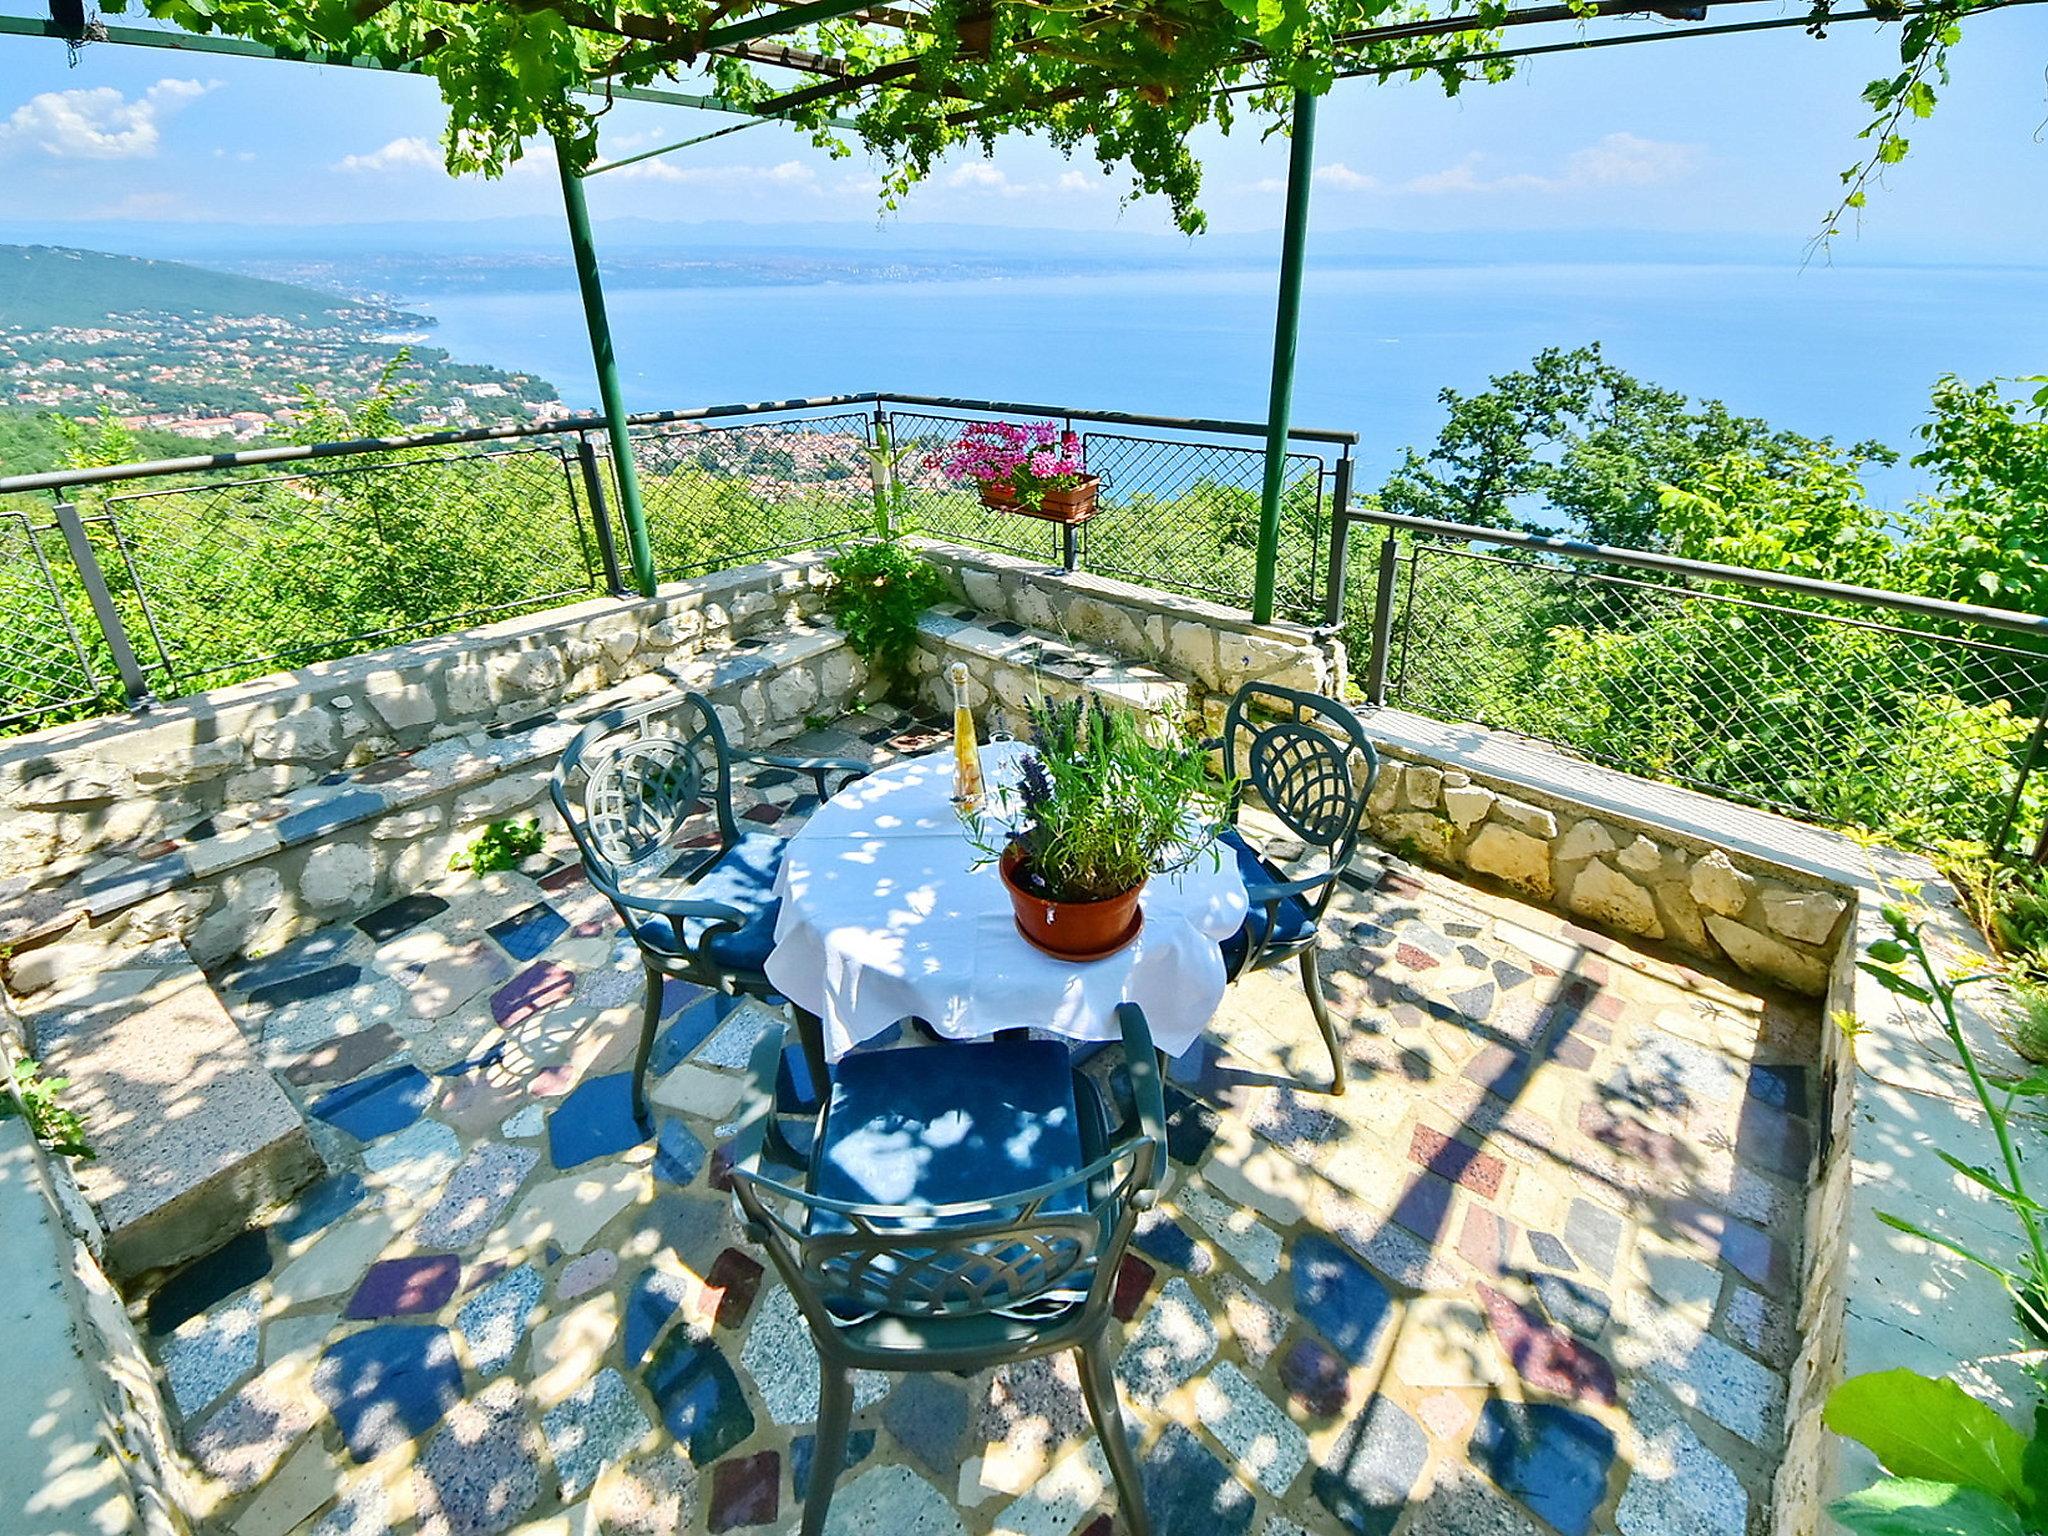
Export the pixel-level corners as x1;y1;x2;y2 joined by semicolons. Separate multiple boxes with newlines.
334;136;442;173
0;78;214;160
610;157;819;189
944;161;1012;192
1310;133;1700;200
1314;163;1381;193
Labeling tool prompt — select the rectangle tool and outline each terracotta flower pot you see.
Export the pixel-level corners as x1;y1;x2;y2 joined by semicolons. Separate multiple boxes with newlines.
1000;844;1145;960
977;476;1101;525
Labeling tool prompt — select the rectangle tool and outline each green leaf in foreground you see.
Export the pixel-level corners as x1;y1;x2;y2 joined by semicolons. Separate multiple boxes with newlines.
1823;1370;2029;1506
1828;1478;2025;1536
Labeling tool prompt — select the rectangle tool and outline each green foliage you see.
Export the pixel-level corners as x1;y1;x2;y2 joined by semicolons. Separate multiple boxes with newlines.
104;0;1974;236
1825;1374;2042;1534
824;538;948;682
1;1054;94;1160
1857;900;2048;1325
2009;982;2048;1067
453;816;547;873
1377;343;1846;546
974;695;1227;903
1350;359;2047;854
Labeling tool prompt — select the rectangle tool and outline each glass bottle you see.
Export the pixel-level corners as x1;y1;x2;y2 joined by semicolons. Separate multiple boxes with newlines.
948;661;984;814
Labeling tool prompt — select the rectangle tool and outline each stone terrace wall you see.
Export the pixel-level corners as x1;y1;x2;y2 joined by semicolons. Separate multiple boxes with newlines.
0;555;872;978
1365;751;1848;997
0;554;841;894
910;539;1345;730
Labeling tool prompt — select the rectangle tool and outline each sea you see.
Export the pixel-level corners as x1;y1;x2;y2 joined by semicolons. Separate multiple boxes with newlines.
412;258;2048;505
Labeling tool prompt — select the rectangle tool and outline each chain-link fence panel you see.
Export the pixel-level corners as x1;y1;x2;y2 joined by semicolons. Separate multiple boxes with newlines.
1078;431;1326;621
1381;539;2048;852
884;410;1332;617
882;410;1070;563
0;511;108;730
628;414;877;579
96;444;601;696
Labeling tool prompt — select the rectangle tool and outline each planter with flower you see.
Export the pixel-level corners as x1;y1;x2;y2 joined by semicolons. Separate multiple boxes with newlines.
967;696;1227;960
928;419;1101;524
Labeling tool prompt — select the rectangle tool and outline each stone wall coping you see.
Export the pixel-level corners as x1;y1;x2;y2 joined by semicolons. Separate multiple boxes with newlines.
909;537;1326;645
1362;706;1906;898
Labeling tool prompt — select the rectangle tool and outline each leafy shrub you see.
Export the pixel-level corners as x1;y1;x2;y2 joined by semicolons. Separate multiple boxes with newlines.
824;538;947;684
452;817;547;874
1;1055;93;1160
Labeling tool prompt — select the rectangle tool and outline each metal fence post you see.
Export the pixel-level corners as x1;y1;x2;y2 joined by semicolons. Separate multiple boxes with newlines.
869;405;894;538
53;500;153;707
1364;532;1400;706
1322;452;1354;627
576;437;628;596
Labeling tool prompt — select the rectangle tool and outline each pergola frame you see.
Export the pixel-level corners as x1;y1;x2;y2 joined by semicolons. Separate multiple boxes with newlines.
5;0;2029;613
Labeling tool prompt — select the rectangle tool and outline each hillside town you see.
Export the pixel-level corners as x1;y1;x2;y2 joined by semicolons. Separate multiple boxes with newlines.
0;302;566;439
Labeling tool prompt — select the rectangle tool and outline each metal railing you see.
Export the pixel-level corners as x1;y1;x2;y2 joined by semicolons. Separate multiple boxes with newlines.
0;392;1353;733
1326;508;2048;857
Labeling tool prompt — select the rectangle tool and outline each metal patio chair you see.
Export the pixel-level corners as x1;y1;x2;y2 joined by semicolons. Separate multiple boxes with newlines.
728;1004;1166;1536
549;693;869;1131
1211;680;1381;1094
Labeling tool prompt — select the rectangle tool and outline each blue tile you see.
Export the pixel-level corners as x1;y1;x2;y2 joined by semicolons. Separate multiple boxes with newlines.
314;1325;463;1463
80;853;187;913
644;1332;755;1465
791;1429;876;1499
624;1268;692;1366
1142;1424;1254;1536
222;925;359;995
356;893;450;943
311;1064;436;1142
1747;1063;1809;1116
1293;1234;1392;1366
881;1377;967;1477
649;994;733;1076
1133;1211;1203;1272
276;788;387;846
1528;1231;1577;1272
547;1072;648;1170
1312;1396;1428;1536
1470;1398;1615;1536
775;1043;820;1113
247;961;362;1015
490;903;571;963
656;1119;706;1187
277;1172;368;1244
146;1229;271;1336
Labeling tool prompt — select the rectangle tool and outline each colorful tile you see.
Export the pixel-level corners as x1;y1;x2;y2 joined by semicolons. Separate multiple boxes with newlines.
543;1368;652;1501
489;902;571;962
547;1072;648;1169
492;961;578;1028
1292;1234;1391;1366
643;1330;755;1465
148;1228;272;1336
314;1324;463;1462
347;1254;461;1320
1470;1398;1616;1536
312;1064;437;1142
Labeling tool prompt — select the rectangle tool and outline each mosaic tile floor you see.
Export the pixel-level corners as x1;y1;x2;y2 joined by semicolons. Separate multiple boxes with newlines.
144;704;1818;1536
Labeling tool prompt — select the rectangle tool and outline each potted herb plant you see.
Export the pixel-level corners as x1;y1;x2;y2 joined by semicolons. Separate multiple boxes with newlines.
927;419;1101;524
971;697;1227;959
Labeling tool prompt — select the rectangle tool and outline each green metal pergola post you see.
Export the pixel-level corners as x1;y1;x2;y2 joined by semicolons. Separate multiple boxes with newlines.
1251;87;1319;625
557;141;658;598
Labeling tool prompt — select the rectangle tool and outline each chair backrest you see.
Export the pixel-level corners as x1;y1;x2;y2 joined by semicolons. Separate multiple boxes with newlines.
549;693;739;904
1222;681;1380;910
731;1138;1156;1330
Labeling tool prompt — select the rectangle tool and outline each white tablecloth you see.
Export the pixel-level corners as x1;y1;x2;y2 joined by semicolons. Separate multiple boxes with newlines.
766;741;1249;1061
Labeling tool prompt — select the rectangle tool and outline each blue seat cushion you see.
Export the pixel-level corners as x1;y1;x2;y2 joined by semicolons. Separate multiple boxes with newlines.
810;1038;1089;1234
631;830;785;973
1218;827;1317;974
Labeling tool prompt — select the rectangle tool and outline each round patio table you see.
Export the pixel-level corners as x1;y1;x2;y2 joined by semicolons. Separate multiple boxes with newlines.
766;739;1250;1062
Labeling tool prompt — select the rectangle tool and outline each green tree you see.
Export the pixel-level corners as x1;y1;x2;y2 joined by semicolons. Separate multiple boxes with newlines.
1375;344;1851;547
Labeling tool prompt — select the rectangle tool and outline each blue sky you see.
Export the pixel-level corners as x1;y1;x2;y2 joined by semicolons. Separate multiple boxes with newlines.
0;3;2045;254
